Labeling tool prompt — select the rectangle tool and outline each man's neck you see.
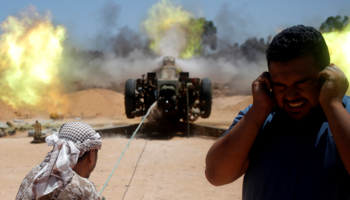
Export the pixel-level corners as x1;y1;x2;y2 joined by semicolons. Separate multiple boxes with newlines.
73;162;90;179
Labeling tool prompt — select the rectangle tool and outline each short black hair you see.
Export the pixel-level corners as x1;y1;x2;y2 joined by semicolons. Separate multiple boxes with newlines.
266;25;330;70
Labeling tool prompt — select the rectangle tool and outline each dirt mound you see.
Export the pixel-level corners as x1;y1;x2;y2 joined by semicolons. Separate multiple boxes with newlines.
224;96;253;113
0;87;252;123
0;88;126;121
0;100;43;120
196;95;252;127
64;88;125;118
211;95;252;112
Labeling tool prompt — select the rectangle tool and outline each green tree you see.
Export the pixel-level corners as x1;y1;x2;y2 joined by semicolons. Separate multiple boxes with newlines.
184;17;218;56
202;19;217;51
320;15;349;32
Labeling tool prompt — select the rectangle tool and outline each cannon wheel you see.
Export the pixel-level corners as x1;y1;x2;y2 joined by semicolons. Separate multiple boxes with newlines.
125;79;136;119
200;78;212;118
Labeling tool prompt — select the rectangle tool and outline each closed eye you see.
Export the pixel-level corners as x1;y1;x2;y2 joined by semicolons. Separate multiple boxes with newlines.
271;83;286;91
271;79;314;91
295;79;314;89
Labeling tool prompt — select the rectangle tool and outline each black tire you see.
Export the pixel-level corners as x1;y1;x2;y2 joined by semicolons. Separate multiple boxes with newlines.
125;79;136;119
200;78;212;118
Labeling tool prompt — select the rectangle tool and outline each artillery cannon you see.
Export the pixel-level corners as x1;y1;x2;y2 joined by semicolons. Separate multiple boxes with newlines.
125;56;212;122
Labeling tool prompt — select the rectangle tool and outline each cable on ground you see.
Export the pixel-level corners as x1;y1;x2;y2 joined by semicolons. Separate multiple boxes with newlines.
122;140;148;200
99;102;157;196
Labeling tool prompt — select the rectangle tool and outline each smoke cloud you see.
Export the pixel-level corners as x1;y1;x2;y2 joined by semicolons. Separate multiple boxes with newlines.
60;50;160;91
157;26;187;58
94;1;121;52
59;1;158;91
214;3;256;48
177;53;266;95
61;0;269;95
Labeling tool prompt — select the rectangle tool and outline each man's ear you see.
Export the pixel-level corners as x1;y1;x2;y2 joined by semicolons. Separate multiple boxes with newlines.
88;150;95;163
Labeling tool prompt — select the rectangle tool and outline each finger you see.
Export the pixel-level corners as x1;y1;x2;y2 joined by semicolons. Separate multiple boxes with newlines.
326;63;345;75
329;63;340;71
325;64;347;79
257;71;269;80
254;71;269;84
325;65;339;73
316;70;329;86
259;71;272;91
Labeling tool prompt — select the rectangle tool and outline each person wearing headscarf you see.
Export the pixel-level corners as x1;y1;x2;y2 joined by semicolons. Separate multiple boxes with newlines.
16;122;102;200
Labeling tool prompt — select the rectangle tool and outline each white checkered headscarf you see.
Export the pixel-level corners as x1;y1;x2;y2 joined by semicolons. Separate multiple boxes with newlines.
31;122;102;199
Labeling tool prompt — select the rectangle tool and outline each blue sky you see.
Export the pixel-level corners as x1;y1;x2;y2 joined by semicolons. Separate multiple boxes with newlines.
1;0;350;49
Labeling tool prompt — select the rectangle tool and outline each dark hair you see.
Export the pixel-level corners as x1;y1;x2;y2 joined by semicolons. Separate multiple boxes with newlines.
266;25;330;70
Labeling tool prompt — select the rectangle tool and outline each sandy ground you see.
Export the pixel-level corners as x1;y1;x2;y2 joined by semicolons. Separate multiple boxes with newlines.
0;89;252;200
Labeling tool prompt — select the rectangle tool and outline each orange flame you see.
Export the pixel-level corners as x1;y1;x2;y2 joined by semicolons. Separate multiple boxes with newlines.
0;6;68;113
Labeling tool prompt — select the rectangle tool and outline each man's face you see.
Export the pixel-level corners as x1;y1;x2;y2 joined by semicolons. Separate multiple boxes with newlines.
269;55;322;120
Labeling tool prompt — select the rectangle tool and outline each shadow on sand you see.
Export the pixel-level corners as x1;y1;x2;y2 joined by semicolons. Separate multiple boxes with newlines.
97;121;226;140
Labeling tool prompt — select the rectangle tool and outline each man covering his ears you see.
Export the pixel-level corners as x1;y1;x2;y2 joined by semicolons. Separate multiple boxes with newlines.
205;25;350;200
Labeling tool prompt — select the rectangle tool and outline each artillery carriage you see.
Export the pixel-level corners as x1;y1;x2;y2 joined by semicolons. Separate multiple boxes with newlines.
125;56;212;122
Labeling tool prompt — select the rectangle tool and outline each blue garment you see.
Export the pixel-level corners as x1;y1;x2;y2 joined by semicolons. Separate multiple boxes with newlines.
223;96;350;200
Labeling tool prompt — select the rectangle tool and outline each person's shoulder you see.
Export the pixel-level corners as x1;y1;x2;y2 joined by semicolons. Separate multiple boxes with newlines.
16;165;42;200
220;104;253;137
343;95;350;111
242;104;253;113
343;95;350;102
57;172;101;200
233;104;253;120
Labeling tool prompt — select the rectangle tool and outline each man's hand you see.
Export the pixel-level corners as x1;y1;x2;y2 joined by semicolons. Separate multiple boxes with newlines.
252;71;276;114
317;64;349;107
205;71;277;186
317;64;350;175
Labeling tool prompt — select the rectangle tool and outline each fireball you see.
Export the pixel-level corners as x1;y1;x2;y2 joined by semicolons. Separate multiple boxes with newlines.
323;23;350;93
0;6;67;113
141;0;204;58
